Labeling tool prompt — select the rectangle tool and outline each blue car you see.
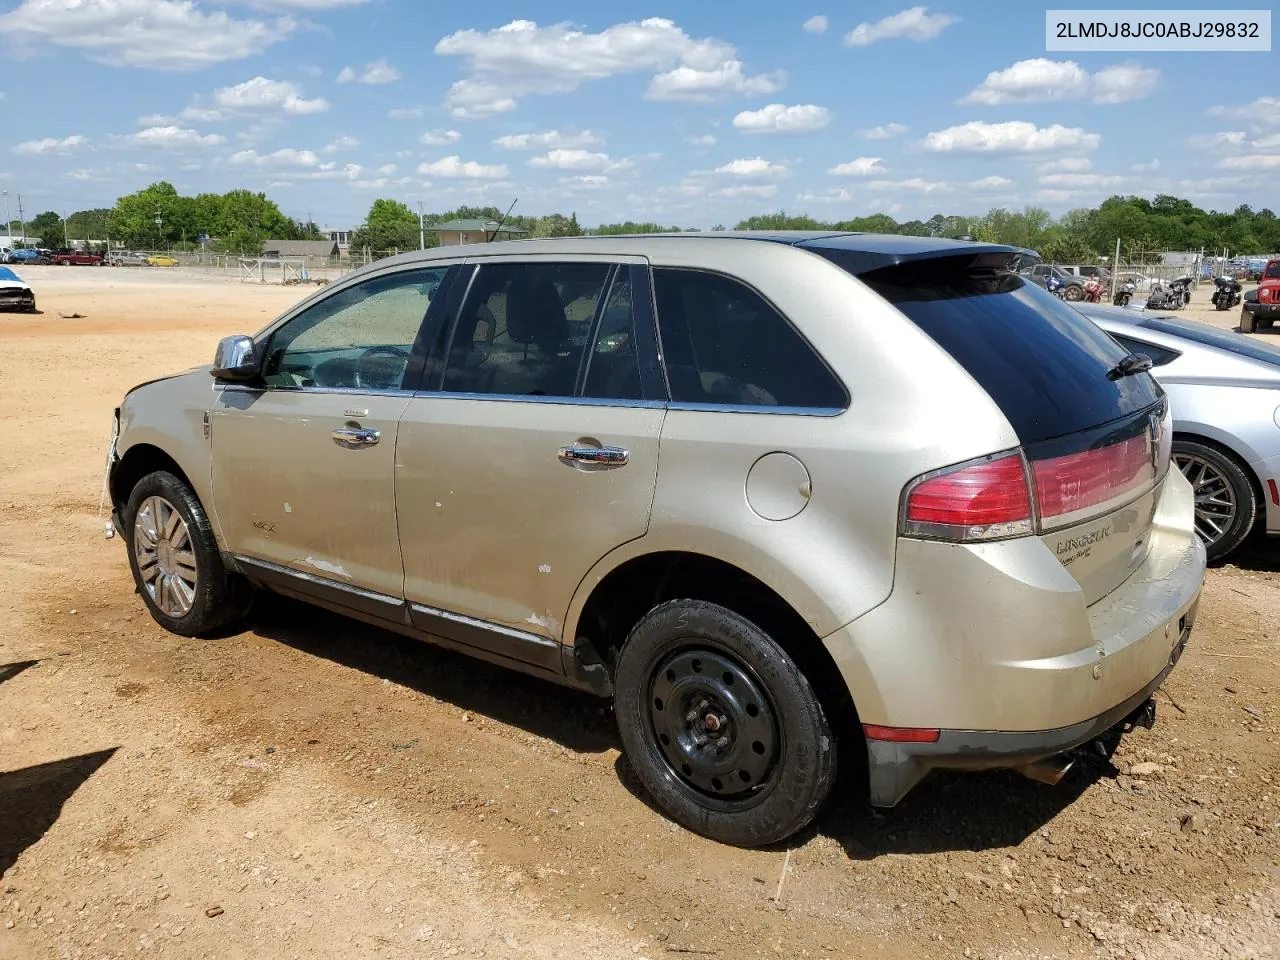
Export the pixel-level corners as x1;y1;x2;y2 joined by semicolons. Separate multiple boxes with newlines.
0;266;36;312
5;248;45;265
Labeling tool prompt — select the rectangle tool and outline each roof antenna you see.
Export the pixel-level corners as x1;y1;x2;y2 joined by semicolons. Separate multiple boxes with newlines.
487;198;518;242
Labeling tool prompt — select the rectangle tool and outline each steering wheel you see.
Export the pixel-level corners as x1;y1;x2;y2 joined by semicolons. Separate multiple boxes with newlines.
354;345;411;391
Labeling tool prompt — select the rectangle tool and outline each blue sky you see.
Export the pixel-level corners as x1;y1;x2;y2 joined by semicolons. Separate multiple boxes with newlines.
0;0;1277;231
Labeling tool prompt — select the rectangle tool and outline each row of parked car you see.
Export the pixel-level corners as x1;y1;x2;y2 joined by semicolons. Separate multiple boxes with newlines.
1;248;179;266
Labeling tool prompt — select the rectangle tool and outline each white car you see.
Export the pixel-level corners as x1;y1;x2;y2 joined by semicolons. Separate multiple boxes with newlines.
0;265;36;312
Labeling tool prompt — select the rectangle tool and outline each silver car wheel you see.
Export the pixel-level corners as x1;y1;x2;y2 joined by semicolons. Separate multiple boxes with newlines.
1174;453;1237;547
134;495;198;618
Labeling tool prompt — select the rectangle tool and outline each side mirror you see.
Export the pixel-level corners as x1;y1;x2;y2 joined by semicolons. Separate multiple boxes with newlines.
211;335;259;382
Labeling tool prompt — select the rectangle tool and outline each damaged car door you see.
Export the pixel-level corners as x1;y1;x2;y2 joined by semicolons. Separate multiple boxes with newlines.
211;264;457;604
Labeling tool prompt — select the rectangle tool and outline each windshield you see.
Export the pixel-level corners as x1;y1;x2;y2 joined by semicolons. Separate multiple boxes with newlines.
1139;316;1280;366
0;267;20;282
1265;262;1280;280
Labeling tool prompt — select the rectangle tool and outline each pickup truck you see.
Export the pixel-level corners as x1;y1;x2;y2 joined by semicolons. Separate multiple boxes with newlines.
1241;258;1280;333
51;249;104;266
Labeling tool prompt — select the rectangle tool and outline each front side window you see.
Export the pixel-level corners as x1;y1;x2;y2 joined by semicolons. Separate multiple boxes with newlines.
442;261;612;397
262;267;450;391
652;268;846;409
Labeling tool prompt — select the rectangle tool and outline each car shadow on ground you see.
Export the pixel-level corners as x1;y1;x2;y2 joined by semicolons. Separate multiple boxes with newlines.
0;748;118;874
612;738;1119;857
246;597;619;755
0;660;41;688
1223;535;1280;573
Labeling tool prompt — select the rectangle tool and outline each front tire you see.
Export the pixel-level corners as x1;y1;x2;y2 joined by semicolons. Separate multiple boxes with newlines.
1172;440;1257;562
124;470;248;636
614;600;837;847
1241;308;1256;333
1063;284;1084;302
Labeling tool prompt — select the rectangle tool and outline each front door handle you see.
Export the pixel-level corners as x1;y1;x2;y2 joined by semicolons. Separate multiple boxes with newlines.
558;444;629;466
332;426;381;447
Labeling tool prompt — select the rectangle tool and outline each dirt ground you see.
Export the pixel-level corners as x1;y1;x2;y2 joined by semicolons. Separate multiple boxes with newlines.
1;265;1278;960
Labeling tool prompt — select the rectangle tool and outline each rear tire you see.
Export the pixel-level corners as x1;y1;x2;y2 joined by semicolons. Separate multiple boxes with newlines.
614;600;837;847
1172;440;1257;562
1063;284;1084;302
124;470;248;636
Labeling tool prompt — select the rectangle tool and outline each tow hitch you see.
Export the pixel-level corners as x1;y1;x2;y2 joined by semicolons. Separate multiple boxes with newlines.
1120;697;1157;733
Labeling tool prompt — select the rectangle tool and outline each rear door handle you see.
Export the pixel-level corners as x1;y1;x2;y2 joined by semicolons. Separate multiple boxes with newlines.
558;444;629;466
332;426;380;447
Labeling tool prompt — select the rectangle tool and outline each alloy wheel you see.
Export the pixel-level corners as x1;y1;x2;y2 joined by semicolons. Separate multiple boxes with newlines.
134;495;198;618
648;647;780;801
1174;453;1237;547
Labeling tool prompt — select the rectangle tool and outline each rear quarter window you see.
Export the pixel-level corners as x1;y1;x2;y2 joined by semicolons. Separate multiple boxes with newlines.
848;259;1162;443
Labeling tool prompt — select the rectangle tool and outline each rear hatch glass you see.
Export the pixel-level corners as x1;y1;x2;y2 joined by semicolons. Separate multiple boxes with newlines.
831;253;1168;604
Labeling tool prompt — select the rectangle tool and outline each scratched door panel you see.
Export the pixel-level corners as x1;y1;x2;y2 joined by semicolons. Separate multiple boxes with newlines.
211;389;411;597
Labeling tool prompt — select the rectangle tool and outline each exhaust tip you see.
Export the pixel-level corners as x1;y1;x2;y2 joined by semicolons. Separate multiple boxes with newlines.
1017;755;1074;786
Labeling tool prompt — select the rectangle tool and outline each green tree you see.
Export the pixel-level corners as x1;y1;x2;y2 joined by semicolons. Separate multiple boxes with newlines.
28;211;65;247
350;198;419;254
532;212;581;238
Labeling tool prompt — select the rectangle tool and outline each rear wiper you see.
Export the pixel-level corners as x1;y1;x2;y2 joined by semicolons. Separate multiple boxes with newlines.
1106;352;1154;381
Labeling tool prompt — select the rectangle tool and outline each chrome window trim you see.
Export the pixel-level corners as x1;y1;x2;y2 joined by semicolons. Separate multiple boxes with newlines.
665;402;846;417
409;602;560;650
215;382;416;399
410;390;666;409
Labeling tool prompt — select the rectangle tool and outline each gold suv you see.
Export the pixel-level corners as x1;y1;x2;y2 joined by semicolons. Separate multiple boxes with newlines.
108;234;1205;846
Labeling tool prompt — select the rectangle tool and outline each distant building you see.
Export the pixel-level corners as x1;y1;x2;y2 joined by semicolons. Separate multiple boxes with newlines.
260;238;341;258
431;219;528;246
327;228;354;251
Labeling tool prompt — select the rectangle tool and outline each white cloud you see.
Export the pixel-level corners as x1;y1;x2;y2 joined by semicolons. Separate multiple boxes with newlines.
686;134;717;147
416;155;509;179
963;59;1158;105
803;15;828;34
66;168;111;181
969;175;1014;189
1091;64;1159;104
492;129;603;150
214;76;328;114
388;106;423;120
1190;130;1247;148
350;175;413;190
376;163;397;175
0;0;296;71
321;135;358;153
1220;154;1280;170
646;61;784;102
845;6;958;46
828;157;885;176
436;18;782;114
239;0;369;7
420;129;463;146
1176;175;1254;197
230;147;321;167
335;58;400;85
869;177;951;193
716;184;779;198
857;122;907;140
1038;156;1092;173
796;187;856;204
733;103;831;134
130;125;225;149
12;134;88;155
134;162;161;172
1038;172;1127;188
715;157;789;178
1131;159;1160;172
1254;133;1280;149
560;174;609;188
529;148;612;171
923;120;1100;153
1208;96;1280;126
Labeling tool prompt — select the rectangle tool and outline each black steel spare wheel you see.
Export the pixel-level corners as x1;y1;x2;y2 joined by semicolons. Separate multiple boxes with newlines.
649;648;779;799
615;599;837;847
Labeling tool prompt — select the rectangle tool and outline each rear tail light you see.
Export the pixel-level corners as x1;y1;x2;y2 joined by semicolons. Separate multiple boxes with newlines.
902;453;1033;542
863;724;941;743
902;405;1170;542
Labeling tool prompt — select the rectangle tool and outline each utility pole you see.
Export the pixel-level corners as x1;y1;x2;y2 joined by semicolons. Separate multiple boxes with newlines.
1112;236;1121;302
63;211;69;248
2;191;9;241
418;201;425;251
155;203;163;251
16;194;25;243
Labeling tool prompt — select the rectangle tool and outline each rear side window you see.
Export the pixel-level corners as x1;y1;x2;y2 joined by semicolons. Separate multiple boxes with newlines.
854;260;1162;444
1140;315;1280;366
652;268;846;409
1110;334;1180;368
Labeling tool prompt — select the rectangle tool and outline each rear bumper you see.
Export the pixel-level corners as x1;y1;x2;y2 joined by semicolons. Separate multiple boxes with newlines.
1250;449;1280;535
865;607;1195;806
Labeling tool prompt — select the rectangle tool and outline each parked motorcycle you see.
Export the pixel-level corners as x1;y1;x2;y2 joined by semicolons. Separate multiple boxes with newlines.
1147;275;1193;310
1211;276;1243;311
1083;277;1104;303
1045;273;1066;299
1113;280;1137;307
